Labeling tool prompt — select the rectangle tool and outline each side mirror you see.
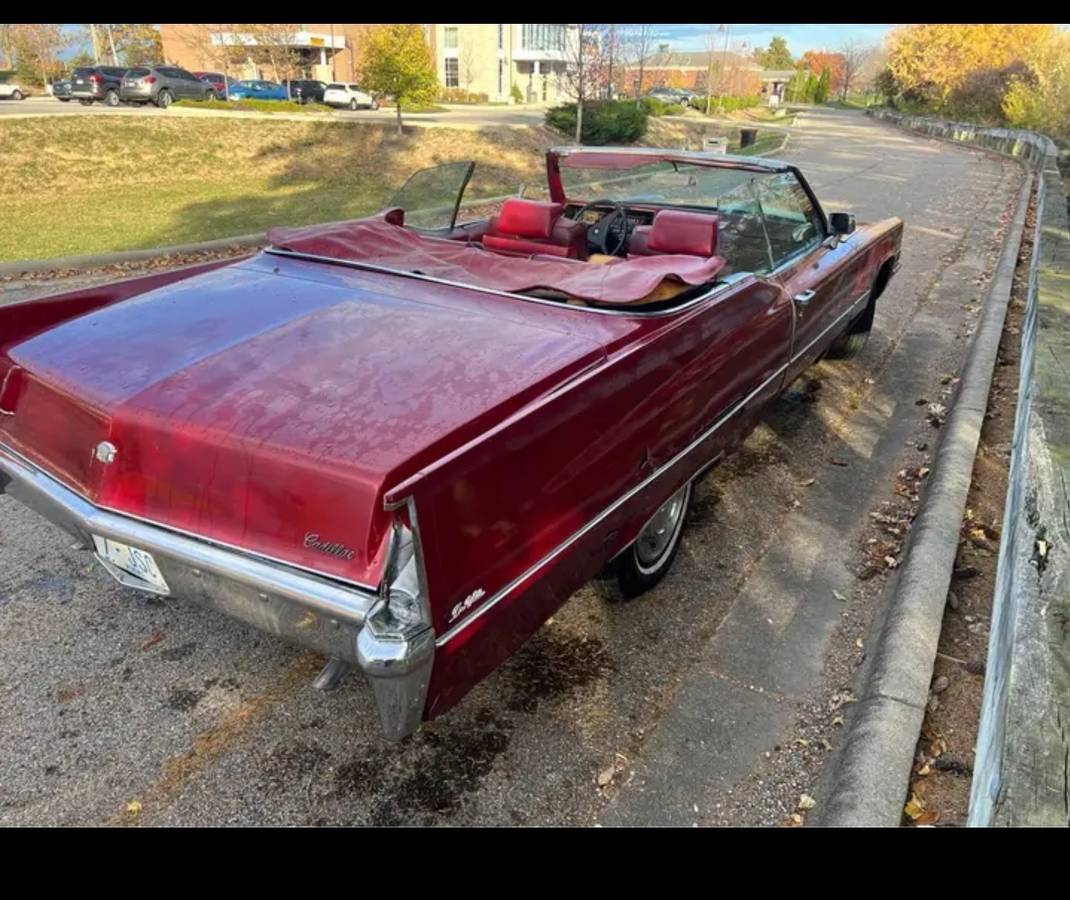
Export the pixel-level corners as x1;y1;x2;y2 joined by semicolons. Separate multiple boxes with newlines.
829;212;856;236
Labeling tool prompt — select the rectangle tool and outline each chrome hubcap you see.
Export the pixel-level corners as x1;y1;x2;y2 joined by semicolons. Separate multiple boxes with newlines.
635;484;689;569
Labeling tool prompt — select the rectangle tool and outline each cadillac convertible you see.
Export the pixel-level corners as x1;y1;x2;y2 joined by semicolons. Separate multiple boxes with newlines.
0;148;902;740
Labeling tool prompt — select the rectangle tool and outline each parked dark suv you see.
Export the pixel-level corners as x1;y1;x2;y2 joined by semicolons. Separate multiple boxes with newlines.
282;79;327;104
70;65;128;106
120;65;214;108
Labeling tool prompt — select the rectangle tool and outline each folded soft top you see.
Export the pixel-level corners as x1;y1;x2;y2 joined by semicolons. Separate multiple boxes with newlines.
267;217;726;306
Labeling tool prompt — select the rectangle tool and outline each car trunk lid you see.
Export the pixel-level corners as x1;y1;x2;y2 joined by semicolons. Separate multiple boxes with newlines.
1;257;606;586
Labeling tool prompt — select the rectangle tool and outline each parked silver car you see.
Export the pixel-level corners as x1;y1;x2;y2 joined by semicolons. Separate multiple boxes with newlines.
120;65;214;108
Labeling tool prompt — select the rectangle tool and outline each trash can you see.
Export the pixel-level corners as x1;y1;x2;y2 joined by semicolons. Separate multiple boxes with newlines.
703;136;728;155
740;128;759;149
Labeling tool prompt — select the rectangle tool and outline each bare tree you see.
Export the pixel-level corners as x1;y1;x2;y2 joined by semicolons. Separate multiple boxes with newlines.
620;23;653;98
561;24;610;143
839;39;868;101
172;24;243;96
459;39;478;93
239;23;301;96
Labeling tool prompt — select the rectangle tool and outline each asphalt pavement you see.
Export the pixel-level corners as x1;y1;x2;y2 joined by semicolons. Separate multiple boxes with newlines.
0;95;547;128
0;107;1021;825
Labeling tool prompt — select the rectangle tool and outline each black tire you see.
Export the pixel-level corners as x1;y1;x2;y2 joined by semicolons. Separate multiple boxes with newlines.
58;98;70;102
156;89;173;109
12;89;24;101
104;88;120;107
610;481;692;599
825;328;870;359
349;98;358;111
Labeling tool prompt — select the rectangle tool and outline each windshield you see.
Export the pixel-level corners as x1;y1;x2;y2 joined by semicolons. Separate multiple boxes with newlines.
388;161;475;231
561;160;766;211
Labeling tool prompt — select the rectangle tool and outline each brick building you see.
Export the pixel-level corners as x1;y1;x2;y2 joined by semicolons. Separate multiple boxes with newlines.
159;24;375;82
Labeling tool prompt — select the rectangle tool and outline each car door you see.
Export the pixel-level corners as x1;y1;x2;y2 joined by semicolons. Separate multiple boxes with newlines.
178;68;204;99
753;171;850;381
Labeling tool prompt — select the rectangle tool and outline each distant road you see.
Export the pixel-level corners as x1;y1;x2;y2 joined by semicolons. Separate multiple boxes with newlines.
0;96;548;129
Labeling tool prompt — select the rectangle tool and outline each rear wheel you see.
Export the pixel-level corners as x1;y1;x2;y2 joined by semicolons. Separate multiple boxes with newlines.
349;98;358;111
12;89;23;101
104;88;120;107
825;329;869;359
610;481;692;599
156;89;173;109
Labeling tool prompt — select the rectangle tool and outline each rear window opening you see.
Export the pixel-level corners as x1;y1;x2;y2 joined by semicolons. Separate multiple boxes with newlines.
127;68;151;78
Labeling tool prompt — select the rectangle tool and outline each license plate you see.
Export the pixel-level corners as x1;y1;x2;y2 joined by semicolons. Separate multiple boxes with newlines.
92;536;170;594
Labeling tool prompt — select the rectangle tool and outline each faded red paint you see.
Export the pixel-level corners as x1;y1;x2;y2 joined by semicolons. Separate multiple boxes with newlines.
0;154;903;725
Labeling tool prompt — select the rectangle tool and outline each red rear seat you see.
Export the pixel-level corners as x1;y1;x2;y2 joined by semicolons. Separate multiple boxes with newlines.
628;210;719;258
482;198;588;259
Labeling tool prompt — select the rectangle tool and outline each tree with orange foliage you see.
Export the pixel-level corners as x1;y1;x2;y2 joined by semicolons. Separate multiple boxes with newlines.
885;23;1057;107
800;50;845;95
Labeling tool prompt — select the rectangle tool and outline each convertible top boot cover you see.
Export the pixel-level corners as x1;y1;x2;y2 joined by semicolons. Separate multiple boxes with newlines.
268;216;726;305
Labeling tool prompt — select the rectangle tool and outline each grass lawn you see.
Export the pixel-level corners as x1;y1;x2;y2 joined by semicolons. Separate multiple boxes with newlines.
172;97;333;114
2;115;788;262
0;116;555;261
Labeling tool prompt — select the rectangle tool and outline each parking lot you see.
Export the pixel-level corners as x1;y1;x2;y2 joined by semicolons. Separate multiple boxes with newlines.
0;95;548;128
0;107;1020;825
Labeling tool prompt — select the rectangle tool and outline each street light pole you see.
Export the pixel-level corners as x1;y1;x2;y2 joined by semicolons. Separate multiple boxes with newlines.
720;23;730;114
105;23;118;66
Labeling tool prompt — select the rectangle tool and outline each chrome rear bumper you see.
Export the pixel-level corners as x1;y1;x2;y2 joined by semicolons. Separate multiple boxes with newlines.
0;442;433;740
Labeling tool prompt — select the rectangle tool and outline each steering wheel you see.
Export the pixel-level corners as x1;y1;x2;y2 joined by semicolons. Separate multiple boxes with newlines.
576;199;630;256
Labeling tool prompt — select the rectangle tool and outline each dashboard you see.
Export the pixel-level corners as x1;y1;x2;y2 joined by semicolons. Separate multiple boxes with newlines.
565;203;655;230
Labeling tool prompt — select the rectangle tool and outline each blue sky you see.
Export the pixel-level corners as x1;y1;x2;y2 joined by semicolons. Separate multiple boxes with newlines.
644;24;896;54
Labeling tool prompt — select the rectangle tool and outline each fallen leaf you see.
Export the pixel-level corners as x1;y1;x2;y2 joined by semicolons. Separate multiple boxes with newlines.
915;809;941;826
596;766;615;787
125;799;142;817
832;716;845;727
139;631;164;651
916;762;932;776
787;813;804;826
799;477;816;487
794;738;810;748
820;737;833;751
798;793;817;811
904;794;926;820
833;590;847;602
884;555;899;568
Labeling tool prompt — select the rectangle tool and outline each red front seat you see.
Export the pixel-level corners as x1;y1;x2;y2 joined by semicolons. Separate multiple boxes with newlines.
482;198;588;259
629;209;719;258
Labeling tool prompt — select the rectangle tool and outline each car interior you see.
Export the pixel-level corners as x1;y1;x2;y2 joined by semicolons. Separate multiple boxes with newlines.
269;158;828;311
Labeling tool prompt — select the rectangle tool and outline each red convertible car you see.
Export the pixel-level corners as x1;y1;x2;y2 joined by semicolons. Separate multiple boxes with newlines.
0;148;902;740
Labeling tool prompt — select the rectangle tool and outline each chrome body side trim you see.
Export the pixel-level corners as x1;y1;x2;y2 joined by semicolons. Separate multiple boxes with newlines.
435;289;871;646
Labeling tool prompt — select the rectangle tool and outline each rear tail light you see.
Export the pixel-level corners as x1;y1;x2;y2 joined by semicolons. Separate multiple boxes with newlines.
144;76;157;85
89;74;102;84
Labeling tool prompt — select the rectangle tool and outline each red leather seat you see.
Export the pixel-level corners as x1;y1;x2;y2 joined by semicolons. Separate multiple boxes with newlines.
628;210;719;258
482;198;588;259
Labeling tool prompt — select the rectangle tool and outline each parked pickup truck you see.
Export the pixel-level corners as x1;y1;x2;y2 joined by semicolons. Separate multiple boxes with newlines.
0;148;902;740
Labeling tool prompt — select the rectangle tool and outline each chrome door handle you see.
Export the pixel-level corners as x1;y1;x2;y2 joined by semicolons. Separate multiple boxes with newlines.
794;289;816;306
